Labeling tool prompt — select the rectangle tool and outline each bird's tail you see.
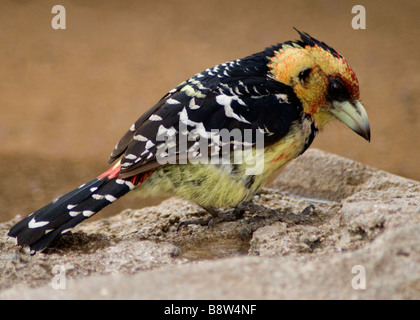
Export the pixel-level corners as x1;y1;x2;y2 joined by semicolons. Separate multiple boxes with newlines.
8;162;147;253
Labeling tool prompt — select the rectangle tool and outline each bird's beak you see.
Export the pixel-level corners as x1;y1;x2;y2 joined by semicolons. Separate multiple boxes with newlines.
330;100;371;142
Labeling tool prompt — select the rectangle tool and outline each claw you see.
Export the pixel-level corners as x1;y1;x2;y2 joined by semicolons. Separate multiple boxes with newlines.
238;202;316;239
177;216;212;231
177;207;245;230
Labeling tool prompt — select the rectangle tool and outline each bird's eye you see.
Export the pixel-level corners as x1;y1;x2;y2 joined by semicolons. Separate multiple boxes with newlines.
298;68;312;86
327;78;349;102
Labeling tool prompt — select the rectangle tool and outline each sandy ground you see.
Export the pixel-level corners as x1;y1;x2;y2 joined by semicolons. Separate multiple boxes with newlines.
0;0;419;222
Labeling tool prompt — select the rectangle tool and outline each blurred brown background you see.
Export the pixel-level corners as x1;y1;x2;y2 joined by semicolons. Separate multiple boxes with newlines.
0;0;419;222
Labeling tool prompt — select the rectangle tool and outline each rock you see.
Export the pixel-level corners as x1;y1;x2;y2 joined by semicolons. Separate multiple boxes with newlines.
1;149;419;299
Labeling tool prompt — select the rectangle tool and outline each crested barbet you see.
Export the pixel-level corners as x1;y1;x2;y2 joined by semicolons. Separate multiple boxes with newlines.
9;30;370;253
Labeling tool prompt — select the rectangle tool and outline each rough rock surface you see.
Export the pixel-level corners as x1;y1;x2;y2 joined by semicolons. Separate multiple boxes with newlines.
1;149;419;299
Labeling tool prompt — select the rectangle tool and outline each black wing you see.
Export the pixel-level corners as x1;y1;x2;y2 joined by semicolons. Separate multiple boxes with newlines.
109;57;304;179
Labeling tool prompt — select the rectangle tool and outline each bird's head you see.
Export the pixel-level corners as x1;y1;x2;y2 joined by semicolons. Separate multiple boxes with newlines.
268;30;370;141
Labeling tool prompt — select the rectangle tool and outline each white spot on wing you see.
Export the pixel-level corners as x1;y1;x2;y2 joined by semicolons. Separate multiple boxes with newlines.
167;98;180;104
104;195;117;202
91;194;118;202
82;210;95;217
149;114;163;121
134;134;148;142
189;98;201;110
121;162;131;168
116;179;135;190
179;108;210;139
215;95;250;124
145;140;155;150
157;124;168;137
275;94;290;103
28;218;49;229
125;154;138;160
69;211;81;217
258;125;275;136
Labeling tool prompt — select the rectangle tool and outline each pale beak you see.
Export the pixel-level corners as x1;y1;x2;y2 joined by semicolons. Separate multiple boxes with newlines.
330;100;371;141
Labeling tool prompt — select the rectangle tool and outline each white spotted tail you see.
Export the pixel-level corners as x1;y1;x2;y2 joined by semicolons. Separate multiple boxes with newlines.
8;167;135;253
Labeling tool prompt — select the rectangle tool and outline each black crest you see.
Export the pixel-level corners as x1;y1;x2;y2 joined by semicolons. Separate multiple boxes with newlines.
293;28;342;58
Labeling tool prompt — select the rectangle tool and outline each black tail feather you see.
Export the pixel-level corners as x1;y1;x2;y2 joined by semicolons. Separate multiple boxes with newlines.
8;176;134;252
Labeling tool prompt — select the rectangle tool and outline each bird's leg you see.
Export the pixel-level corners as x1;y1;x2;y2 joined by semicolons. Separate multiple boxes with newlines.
177;202;314;235
237;202;315;239
177;206;245;230
205;207;246;226
236;202;314;221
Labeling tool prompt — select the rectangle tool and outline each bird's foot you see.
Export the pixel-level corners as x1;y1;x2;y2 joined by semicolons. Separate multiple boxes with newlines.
237;202;315;239
177;202;315;238
177;207;245;231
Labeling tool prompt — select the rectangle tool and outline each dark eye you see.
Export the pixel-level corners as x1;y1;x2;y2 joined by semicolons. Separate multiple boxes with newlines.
327;78;349;101
298;68;312;85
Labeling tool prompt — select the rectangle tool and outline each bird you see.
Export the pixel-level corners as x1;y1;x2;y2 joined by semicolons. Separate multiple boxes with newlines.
8;29;370;253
